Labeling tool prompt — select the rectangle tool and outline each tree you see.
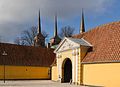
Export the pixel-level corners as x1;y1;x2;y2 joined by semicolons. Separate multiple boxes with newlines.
14;37;21;45
21;26;37;46
14;26;48;46
59;26;75;38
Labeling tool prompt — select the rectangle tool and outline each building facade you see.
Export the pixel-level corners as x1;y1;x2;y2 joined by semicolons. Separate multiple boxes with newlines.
0;10;61;80
1;10;120;87
51;14;120;87
0;42;55;80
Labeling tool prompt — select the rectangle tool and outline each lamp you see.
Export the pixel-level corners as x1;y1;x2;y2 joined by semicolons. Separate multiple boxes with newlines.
2;51;7;83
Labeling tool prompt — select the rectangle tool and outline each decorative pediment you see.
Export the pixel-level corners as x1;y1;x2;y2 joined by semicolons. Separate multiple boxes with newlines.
54;38;79;53
54;37;92;53
59;39;79;52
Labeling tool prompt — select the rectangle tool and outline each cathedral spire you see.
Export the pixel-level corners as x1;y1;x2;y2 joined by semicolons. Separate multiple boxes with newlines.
54;14;58;37
34;10;45;47
80;9;85;33
38;10;41;34
49;14;61;48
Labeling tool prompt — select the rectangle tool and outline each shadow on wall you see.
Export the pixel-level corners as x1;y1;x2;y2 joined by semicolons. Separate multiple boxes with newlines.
83;84;104;87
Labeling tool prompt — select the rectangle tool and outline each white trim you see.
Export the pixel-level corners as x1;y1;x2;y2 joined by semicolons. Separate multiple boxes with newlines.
54;37;67;53
76;49;78;82
72;50;75;82
56;46;80;53
57;55;62;82
54;37;93;53
60;58;62;82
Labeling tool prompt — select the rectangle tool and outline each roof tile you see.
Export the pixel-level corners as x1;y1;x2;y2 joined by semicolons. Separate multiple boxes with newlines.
73;21;120;63
0;43;55;66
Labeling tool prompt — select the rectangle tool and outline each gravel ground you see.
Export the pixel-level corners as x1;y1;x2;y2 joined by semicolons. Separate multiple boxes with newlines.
0;80;88;87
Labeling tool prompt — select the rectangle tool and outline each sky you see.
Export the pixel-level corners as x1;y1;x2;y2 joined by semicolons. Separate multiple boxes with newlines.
0;0;120;43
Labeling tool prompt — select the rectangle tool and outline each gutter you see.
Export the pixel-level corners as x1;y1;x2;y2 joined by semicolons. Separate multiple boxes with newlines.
81;60;120;64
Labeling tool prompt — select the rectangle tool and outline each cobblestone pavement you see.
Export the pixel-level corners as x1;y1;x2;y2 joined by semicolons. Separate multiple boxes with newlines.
0;80;87;87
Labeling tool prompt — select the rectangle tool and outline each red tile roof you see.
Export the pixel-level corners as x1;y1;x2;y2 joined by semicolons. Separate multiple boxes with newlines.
0;43;55;66
73;21;120;63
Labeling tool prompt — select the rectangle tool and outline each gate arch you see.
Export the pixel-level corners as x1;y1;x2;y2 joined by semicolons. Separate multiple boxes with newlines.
62;58;72;82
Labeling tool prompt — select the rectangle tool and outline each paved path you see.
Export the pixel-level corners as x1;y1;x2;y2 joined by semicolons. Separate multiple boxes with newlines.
0;80;87;87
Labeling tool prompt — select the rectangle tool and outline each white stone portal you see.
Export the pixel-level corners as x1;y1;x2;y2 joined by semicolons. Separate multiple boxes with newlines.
55;37;92;84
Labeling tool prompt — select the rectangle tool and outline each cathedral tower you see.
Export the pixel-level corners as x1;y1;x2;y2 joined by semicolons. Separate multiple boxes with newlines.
34;10;45;47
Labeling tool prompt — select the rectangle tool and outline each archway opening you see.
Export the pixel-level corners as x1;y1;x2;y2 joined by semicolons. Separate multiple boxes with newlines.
62;58;72;83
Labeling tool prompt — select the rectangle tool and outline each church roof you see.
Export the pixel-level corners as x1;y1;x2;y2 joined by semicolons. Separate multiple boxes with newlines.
0;43;55;66
73;21;120;63
67;38;92;47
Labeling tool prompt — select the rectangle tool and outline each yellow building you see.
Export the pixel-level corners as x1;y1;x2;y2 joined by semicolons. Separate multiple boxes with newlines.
1;10;120;87
0;10;57;80
51;12;120;87
0;43;55;80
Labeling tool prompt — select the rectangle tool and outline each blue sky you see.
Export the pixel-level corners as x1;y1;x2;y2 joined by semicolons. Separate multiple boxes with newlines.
0;0;120;43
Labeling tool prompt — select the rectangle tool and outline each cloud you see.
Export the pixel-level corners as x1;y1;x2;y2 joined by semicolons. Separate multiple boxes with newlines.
0;0;114;43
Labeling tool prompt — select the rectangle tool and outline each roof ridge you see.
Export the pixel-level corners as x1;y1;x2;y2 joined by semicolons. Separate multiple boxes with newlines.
87;21;120;33
73;21;120;37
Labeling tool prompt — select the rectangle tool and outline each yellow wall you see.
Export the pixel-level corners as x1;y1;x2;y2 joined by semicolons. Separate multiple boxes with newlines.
60;49;73;61
0;66;3;79
83;63;120;87
0;65;50;79
77;46;89;84
51;65;58;81
59;49;73;82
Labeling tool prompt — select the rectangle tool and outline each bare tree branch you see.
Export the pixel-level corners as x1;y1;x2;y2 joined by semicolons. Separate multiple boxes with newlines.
59;26;75;38
42;31;48;38
14;37;21;45
14;26;48;46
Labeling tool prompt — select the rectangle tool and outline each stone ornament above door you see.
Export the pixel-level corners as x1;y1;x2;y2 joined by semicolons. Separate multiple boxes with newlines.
54;37;92;53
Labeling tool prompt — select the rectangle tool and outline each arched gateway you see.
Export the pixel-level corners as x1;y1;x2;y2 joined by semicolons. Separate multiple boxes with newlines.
62;58;72;82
